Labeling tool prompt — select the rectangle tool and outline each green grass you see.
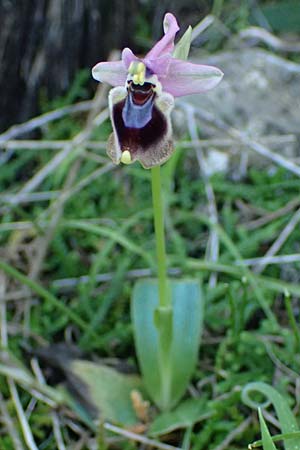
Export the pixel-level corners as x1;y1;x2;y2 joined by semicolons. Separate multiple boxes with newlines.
1;104;300;447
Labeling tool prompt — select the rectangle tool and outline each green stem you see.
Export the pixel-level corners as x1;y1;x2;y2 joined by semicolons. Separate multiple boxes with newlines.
151;166;172;409
151;166;170;309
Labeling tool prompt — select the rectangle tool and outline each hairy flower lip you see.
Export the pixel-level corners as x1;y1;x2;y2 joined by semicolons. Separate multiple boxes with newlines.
108;86;174;168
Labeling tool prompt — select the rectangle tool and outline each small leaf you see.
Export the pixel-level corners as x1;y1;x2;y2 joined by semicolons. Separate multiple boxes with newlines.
242;382;300;450
258;408;277;450
173;26;192;60
70;360;143;425
149;397;213;436
132;279;203;411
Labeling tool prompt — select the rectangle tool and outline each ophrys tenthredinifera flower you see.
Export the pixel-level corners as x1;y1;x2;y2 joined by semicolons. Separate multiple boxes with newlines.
92;13;223;168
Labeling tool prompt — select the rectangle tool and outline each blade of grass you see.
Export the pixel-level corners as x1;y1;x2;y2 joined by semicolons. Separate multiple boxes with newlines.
250;431;300;449
63;220;155;268
0;259;95;337
79;256;131;348
185;258;300;298
214;222;277;327
242;382;300;450
174;211;278;327
81;208;152;299
258;408;278;450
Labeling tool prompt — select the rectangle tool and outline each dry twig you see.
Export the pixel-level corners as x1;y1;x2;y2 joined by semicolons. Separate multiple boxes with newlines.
184;103;300;178
8;379;39;450
242;197;300;230
28;79;110;280
0;101;93;143
254;206;300;274
51;412;67;450
13;108;109;202
237;254;300;267
212;416;252;450
239;26;300;52
184;104;220;287
0;134;295;151
0;390;25;450
0;272;8;347
104;422;182;450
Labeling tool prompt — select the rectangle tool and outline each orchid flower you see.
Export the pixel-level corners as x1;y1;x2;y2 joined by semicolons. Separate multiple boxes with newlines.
92;13;223;169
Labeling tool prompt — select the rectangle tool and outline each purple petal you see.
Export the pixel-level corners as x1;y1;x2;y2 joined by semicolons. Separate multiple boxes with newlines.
145;13;179;60
122;48;139;69
160;59;224;97
143;54;172;78
92;60;127;87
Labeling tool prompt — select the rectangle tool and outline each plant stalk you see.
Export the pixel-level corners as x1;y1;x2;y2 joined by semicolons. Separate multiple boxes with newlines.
151;166;170;309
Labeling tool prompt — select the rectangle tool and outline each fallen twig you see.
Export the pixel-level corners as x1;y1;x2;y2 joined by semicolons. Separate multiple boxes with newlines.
104;422;182;450
212;416;252;450
242;197;300;230
0;134;295;151
236;254;300;266
8;379;39;450
0;101;93;143
0;390;25;450
184;103;220;287
254;206;300;274
239;26;300;53
182;103;300;178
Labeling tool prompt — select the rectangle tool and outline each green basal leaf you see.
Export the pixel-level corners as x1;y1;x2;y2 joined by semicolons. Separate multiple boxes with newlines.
132;279;203;411
173;26;192;60
242;382;300;450
149;397;213;436
258;408;278;450
70;360;143;425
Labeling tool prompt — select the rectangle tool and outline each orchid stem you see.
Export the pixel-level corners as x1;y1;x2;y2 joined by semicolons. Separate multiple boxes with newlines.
151;166;170;309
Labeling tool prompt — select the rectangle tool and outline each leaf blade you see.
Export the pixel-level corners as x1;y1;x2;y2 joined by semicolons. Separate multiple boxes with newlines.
132;278;203;410
258;408;278;450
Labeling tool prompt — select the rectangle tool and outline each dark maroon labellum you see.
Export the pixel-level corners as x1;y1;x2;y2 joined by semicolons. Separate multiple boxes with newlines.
113;82;167;156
